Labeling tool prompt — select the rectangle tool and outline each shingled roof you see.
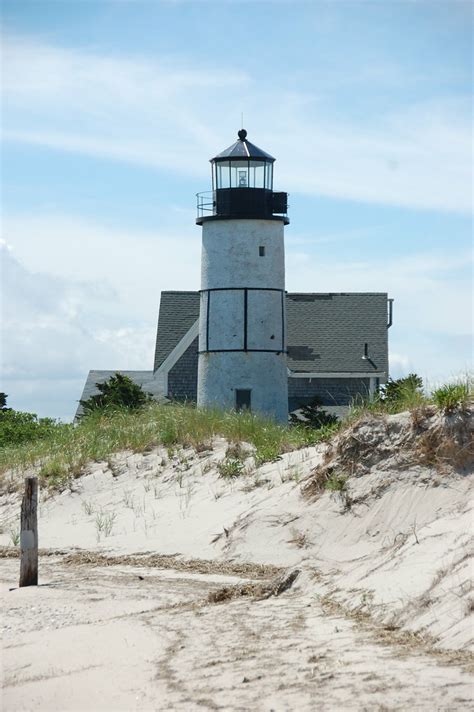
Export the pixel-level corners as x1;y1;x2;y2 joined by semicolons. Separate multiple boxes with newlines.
154;291;389;375
154;291;200;371
287;292;389;373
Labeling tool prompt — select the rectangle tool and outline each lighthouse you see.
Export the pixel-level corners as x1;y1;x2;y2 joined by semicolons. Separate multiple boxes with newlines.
196;129;289;423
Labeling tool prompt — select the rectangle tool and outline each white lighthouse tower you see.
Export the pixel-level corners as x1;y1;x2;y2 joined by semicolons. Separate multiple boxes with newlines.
196;129;289;423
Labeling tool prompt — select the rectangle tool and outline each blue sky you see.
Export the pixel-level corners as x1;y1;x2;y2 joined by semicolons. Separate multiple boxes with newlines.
1;0;472;420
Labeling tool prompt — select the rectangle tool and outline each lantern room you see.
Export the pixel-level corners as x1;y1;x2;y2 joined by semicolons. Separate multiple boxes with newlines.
212;129;274;191
196;129;289;224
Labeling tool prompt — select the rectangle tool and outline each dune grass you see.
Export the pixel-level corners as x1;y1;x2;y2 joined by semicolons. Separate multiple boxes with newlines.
1;376;471;493
347;375;473;421
0;402;338;491
432;382;471;414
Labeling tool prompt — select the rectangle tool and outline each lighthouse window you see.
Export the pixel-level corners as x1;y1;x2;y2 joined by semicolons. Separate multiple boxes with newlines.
259;246;265;257
235;389;251;412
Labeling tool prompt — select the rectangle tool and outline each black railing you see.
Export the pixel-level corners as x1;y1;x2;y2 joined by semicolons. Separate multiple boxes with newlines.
196;189;289;222
197;191;216;219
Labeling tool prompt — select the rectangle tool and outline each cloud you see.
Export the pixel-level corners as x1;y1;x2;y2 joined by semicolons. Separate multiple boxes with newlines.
388;352;412;375
3;213;201;320
2;31;471;212
2;212;472;421
286;246;472;336
286;243;473;383
1;211;204;419
2;31;248;175
1;243;157;420
270;96;471;213
2;32;249;104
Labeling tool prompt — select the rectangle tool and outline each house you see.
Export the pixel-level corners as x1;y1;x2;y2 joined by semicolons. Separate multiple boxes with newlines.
77;130;392;420
77;289;392;418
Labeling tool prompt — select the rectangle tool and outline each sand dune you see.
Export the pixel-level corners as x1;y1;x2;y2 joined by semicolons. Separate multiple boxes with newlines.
1;411;473;710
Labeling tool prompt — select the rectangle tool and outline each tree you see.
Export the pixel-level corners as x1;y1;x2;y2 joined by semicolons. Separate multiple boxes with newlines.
0;393;11;411
79;373;152;416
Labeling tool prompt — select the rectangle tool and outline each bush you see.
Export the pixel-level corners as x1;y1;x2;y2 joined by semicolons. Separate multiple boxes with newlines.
432;382;471;414
290;397;339;429
381;374;424;405
79;373;152;416
0;403;64;448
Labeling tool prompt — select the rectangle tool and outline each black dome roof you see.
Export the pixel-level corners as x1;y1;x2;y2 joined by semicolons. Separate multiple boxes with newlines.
212;129;275;162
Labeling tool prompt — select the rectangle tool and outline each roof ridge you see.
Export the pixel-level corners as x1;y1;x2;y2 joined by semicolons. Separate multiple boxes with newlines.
287;292;388;296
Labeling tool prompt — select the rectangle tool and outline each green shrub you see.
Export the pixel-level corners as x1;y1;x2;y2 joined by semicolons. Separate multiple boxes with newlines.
350;373;426;419
79;373;152;416
432;382;471;414
381;373;424;408
380;373;423;405
0;407;65;448
290;397;339;429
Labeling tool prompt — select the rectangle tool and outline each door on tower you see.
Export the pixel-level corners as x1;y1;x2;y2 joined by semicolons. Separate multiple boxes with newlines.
235;389;251;412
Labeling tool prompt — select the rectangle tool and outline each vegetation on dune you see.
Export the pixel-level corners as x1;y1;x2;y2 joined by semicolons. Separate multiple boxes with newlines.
0;401;336;491
0;393;69;449
217;457;246;479
0;373;471;493
432;382;472;414
348;373;472;420
289;397;339;428
302;375;473;500
382;373;424;407
78;373;153;415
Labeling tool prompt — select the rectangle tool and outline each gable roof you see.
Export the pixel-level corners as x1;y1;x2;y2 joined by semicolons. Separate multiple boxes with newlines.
154;291;389;375
154;291;200;371
286;292;389;374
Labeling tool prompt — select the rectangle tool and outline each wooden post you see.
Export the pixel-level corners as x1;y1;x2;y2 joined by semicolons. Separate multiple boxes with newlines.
19;477;38;587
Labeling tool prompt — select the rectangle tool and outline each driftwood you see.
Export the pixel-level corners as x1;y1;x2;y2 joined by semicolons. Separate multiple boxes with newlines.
19;477;38;587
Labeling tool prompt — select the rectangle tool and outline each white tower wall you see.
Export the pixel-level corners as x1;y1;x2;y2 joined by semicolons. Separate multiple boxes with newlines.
197;219;288;423
201;219;285;288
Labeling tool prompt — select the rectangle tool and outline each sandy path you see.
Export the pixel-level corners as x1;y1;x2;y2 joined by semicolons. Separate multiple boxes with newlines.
2;556;472;711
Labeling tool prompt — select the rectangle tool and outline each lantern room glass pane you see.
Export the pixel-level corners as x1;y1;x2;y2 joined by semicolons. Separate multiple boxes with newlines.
230;162;249;188
215;159;273;190
249;160;265;188
216;161;231;189
265;162;273;189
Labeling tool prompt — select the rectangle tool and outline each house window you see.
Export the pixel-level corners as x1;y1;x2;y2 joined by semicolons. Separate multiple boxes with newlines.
235;389;251;412
259;246;265;257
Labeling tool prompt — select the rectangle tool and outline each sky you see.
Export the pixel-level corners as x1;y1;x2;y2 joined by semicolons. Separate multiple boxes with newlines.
1;0;472;421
